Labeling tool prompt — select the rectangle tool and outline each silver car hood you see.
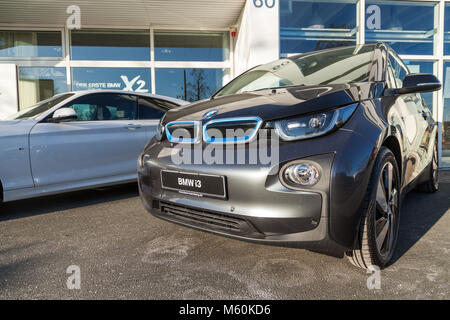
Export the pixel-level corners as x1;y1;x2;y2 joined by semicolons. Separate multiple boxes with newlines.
0;120;37;137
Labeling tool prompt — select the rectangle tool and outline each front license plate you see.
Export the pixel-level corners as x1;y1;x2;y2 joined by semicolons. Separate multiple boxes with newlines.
161;170;227;199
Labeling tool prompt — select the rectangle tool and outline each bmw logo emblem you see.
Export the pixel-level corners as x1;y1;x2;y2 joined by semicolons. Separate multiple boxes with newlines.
202;109;219;120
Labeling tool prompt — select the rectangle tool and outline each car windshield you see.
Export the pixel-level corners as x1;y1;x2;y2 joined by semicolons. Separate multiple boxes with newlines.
215;45;376;97
6;93;75;120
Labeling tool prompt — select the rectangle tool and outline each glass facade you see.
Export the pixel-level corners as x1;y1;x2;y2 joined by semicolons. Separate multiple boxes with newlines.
443;62;450;164
1;29;231;114
279;0;450;166
0;30;62;57
156;68;225;102
18;67;68;109
365;1;435;55
280;0;357;56
72;68;151;92
71;30;151;61
154;31;229;61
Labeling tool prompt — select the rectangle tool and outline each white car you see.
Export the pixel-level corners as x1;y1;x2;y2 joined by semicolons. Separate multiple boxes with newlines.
0;90;188;202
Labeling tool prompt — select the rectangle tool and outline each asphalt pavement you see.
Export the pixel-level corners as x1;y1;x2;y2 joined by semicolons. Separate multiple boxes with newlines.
0;172;449;299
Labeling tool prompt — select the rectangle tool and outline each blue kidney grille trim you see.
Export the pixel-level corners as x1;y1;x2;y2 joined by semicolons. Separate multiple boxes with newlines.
203;117;263;144
165;121;201;144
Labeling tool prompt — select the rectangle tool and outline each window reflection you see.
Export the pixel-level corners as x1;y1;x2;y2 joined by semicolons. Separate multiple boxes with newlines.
154;31;229;61
365;1;435;55
72;68;151;93
280;0;357;56
156;68;226;102
403;60;434;114
0;30;62;57
71;30;150;61
442;62;450;164
18;67;68;110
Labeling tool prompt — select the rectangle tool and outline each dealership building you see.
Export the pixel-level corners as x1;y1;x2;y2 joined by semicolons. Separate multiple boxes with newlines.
0;0;449;167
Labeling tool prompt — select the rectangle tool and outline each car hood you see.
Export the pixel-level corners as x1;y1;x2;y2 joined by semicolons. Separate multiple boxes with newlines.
0;119;36;136
164;82;384;123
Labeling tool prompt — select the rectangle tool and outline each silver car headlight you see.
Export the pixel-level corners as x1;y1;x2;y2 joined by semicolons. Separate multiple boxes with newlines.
274;103;358;141
155;114;166;141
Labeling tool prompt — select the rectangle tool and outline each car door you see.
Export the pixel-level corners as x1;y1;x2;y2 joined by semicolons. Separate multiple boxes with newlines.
137;96;173;140
29;93;145;188
388;52;428;184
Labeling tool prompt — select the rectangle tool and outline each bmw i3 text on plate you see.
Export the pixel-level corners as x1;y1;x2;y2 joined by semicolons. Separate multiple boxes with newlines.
138;44;440;269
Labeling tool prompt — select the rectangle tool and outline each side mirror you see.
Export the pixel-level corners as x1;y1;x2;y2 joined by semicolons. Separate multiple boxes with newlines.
394;73;441;95
49;108;78;123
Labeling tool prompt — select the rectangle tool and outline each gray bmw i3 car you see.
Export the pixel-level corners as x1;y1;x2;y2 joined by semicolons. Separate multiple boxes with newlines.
138;43;440;269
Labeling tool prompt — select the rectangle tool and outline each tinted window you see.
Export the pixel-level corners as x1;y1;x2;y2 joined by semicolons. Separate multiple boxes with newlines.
138;97;166;119
154;31;229;61
71;30;150;61
7;93;74;120
0;30;62;57
63;94;137;121
156;68;225;102
388;52;408;88
279;0;357;55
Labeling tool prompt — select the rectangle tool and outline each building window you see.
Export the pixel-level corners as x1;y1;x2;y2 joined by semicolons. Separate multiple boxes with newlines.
365;1;435;55
0;30;62;57
154;31;229;61
18;67;67;110
70;30;150;61
71;68;151;92
444;3;450;56
279;0;357;56
155;68;226;102
404;60;434;113
442;62;450;165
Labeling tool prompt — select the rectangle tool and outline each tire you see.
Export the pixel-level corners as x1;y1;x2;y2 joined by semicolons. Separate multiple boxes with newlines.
346;147;401;269
417;141;439;193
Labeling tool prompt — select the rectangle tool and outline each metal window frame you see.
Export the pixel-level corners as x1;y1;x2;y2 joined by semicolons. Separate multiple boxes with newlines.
0;25;233;109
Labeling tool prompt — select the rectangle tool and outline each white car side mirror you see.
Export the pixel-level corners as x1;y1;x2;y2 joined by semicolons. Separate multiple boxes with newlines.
50;108;78;123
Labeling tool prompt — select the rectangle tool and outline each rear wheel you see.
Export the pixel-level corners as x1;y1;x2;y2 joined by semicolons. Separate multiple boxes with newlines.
346;147;400;269
417;142;439;193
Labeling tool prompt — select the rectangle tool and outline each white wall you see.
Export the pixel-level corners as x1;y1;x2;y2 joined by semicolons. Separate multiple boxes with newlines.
234;0;279;77
0;64;19;119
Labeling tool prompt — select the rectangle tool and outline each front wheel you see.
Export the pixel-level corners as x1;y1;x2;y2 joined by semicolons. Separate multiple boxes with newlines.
346;147;401;269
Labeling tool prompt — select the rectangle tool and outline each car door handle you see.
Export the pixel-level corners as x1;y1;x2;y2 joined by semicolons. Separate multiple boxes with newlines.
125;124;142;130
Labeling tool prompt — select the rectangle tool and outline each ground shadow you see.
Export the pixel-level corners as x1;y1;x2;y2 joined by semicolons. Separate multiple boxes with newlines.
390;176;450;265
0;182;139;222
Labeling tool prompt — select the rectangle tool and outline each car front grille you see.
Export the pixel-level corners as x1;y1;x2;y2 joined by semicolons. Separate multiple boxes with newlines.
166;121;201;144
165;117;262;144
203;117;262;144
159;201;259;235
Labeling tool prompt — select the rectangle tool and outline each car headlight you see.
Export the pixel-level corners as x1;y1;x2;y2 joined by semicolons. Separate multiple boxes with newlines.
155;114;166;141
274;103;358;141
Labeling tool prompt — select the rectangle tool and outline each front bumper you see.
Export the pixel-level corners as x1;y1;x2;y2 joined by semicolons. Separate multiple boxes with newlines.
138;126;377;255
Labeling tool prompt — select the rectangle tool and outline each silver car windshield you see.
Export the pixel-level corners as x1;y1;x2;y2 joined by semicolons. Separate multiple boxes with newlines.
6;93;75;120
215;45;375;97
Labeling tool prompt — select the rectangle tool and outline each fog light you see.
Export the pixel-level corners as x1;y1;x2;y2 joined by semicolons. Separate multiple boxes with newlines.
284;163;320;186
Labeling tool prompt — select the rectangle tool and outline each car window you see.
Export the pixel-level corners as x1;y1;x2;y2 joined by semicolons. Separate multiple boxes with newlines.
215;44;376;97
7;93;74;120
138;97;171;119
386;62;398;89
63;93;137;121
388;52;408;88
